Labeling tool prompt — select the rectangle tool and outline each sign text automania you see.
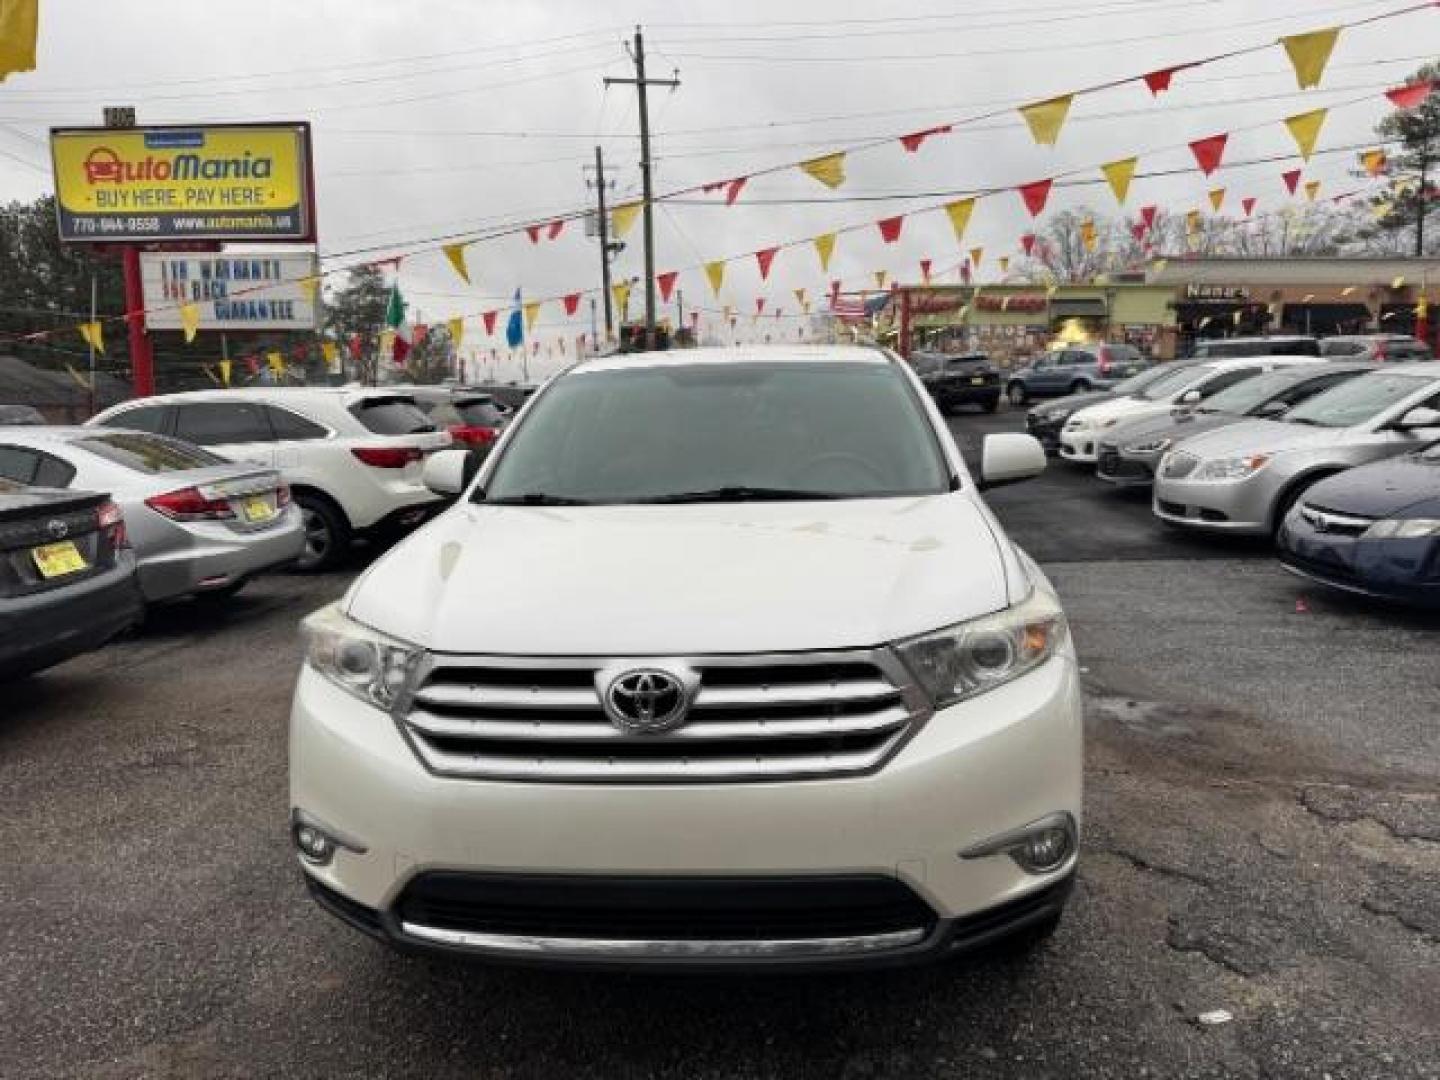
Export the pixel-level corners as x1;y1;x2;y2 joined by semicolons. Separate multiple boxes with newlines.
84;148;274;185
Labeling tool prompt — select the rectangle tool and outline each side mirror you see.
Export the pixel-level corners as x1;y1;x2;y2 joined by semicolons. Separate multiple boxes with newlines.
422;448;473;496
1178;389;1203;405
979;433;1046;490
1393;406;1440;431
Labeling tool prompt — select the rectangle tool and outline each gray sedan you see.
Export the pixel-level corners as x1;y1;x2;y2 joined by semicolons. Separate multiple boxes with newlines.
0;427;304;603
1097;363;1374;488
1152;364;1440;537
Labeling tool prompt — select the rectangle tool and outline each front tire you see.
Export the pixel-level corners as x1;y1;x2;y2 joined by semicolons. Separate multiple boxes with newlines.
1069;380;1092;394
294;493;351;572
1007;383;1028;407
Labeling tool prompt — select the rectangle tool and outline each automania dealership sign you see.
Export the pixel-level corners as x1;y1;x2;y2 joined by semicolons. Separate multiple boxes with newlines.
50;124;314;242
140;253;320;332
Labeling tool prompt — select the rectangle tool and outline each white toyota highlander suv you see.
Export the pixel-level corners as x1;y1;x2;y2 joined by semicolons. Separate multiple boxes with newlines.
289;346;1083;970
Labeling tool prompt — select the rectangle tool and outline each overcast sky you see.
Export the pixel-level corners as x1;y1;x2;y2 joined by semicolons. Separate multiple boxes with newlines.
2;0;1437;380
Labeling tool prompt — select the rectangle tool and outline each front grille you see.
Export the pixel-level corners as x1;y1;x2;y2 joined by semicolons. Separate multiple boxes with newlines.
396;873;937;941
1097;446;1152;481
1299;503;1374;537
402;650;922;782
1160;452;1199;479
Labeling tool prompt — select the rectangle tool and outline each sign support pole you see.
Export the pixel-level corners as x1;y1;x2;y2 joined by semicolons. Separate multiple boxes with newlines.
121;247;155;397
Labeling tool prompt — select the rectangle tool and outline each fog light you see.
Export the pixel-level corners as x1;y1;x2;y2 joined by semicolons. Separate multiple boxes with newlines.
294;824;334;865
959;812;1078;876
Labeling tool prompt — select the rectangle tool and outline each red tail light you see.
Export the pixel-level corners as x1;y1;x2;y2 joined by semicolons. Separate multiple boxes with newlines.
351;446;423;469
145;487;235;521
97;500;128;548
1097;347;1113;376
277;483;292;507
447;424;498;446
1374;340;1388;361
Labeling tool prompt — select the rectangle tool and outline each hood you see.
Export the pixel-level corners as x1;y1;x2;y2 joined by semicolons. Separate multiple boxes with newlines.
346;495;1014;655
1032;389;1111;417
1303;454;1440;519
1106;410;1243;448
1168;418;1343;461
1069;396;1172;428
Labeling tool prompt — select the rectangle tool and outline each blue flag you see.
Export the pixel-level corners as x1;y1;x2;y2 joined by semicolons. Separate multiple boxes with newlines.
505;288;523;348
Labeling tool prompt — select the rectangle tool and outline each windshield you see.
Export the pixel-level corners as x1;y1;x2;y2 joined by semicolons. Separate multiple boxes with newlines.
349;397;438;435
76;432;229;473
1111;364;1186;397
1199;370;1301;415
481;361;949;504
1283;372;1430;429
454;398;509;426
1136;364;1215;402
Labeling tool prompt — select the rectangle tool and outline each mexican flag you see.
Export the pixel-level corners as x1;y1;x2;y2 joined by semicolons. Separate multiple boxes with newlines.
385;282;412;365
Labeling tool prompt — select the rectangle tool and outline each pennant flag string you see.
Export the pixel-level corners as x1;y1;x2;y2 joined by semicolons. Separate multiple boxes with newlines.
1284;108;1328;162
1279;27;1340;90
1101;157;1138;205
1019;94;1074;146
813;232;837;272
799;153;847;190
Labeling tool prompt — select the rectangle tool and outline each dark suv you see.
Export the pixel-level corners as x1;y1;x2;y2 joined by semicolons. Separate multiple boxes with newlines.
1005;344;1147;406
909;351;1001;414
1187;335;1320;359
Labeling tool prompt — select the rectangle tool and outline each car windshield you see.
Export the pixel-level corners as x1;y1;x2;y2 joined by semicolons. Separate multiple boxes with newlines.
75;432;229;473
1136;364;1215;402
349;396;438;435
454;398;508;426
1111;364;1185;397
481;360;949;504
1283;372;1431;429
1198;370;1303;415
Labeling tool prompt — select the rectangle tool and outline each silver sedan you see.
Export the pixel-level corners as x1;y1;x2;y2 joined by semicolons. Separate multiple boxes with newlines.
1152;365;1440;537
0;426;304;603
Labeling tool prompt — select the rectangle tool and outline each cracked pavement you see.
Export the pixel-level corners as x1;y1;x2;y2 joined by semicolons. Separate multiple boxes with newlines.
0;405;1436;1079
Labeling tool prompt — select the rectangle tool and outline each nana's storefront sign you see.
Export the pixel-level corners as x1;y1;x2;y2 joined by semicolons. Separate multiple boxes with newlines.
1184;284;1251;303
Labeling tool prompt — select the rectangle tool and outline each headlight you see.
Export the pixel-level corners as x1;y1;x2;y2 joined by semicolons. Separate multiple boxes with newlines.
1124;437;1173;455
302;602;425;711
894;589;1067;709
1194;453;1271;481
1362;518;1440;539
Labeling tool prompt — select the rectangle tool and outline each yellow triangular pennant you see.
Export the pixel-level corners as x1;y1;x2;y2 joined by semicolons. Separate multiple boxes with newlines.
0;0;40;83
612;280;631;313
800;152;846;190
945;199;975;243
523;300;541;331
1080;219;1097;253
1208;188;1226;212
611;202;642;239
321;341;339;374
793;287;807;307
1280;27;1340;90
1186;210;1202;237
442;243;471;285
447;317;465;348
1019;94;1074;146
218;359;232;387
1361;149;1387;177
873;270;888;290
813;233;837;272
1100;157;1137;205
179;302;200;343
297;275;320;303
77;321;104;354
704;261;725;297
1305;180;1321;202
969;247;984;268
998;256;1010;274
1284;108;1328;162
267;350;284;377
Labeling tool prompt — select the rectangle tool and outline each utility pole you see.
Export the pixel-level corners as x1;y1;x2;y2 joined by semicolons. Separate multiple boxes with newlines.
675;288;684;340
605;26;679;346
587;146;617;336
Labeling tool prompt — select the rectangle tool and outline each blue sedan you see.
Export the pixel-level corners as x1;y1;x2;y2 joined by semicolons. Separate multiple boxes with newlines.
1277;441;1440;607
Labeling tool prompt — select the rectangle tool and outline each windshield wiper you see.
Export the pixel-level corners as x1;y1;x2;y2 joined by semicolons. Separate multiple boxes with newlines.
640;485;846;504
486;492;593;506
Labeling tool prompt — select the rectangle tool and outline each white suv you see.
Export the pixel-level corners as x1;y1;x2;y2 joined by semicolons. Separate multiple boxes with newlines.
288;346;1083;970
90;388;453;569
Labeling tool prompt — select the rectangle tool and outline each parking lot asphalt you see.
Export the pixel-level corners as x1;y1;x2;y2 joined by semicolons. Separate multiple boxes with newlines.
2;403;1437;1080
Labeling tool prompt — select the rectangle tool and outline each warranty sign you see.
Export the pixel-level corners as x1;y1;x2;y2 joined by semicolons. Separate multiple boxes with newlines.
50;123;314;243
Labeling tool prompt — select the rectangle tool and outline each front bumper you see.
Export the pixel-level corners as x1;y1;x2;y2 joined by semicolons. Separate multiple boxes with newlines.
1151;472;1279;535
1095;444;1159;487
0;555;143;679
289;653;1083;968
1058;428;1100;463
1025;415;1063;453
137;505;305;603
1278;511;1440;607
932;380;1000;409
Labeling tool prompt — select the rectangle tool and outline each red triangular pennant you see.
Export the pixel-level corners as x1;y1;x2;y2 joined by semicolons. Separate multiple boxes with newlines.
877;215;905;243
525;225;542;244
1019;178;1053;217
1386;80;1435;110
1021;233;1037;257
562;293;581;316
482;311;497;335
829;280;841;305
1140;206;1158;231
899;124;952;153
657;271;679;303
1282;168;1302;195
1189;133;1228;176
547;220;564;240
1242;197;1258;218
755;247;779;280
725;176;748;205
756;298;766;314
919;258;932;282
1131;222;1147;242
1142;64;1195;96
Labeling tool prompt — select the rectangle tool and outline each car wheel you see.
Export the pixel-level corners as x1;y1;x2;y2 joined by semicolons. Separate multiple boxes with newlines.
1007;383;1028;406
294;493;351;572
1069;380;1092;394
1271;474;1331;541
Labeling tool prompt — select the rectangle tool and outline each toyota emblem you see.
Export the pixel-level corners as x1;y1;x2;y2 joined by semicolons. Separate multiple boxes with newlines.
46;519;69;539
604;669;689;734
